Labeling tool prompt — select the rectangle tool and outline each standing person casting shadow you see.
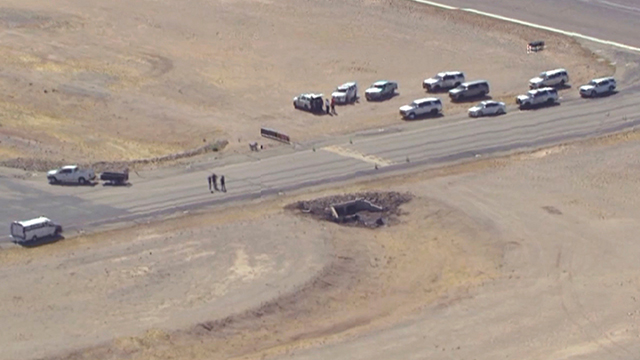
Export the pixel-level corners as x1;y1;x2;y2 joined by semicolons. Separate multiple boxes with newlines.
211;173;218;192
207;175;213;193
220;175;226;192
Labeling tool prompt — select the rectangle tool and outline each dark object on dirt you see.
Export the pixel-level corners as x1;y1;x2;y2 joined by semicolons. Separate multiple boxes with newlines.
527;40;544;53
330;199;383;218
100;169;129;185
286;191;412;228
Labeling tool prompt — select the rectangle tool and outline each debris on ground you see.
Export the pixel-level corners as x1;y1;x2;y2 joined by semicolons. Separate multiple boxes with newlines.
286;191;413;228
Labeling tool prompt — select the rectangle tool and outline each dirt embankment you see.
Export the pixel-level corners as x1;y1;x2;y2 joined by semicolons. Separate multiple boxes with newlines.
0;0;612;167
46;190;500;360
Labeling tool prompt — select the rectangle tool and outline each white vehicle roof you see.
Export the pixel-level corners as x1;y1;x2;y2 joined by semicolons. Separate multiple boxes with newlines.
14;216;52;227
436;71;463;77
528;87;555;94
301;93;323;98
372;80;390;86
541;68;567;76
337;82;356;89
479;100;499;105
591;76;615;83
413;97;440;104
61;165;78;170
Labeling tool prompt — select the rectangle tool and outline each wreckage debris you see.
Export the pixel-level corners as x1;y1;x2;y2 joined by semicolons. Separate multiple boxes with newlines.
286;191;413;228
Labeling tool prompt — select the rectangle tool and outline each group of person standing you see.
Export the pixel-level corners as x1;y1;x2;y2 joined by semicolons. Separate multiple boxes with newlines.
208;173;226;193
325;98;337;115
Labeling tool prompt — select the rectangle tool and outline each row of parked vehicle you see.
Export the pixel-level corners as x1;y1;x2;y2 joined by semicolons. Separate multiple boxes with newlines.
293;68;617;120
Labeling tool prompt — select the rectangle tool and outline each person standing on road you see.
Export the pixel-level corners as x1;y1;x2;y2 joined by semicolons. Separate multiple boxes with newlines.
220;175;226;192
325;98;330;115
208;175;213;192
212;173;219;192
330;97;336;115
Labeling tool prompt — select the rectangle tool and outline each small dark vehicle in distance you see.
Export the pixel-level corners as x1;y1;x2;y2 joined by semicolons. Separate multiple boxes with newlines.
527;40;545;52
100;169;129;185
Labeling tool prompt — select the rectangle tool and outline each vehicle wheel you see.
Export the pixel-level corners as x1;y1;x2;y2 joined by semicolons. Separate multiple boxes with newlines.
432;85;439;92
293;102;298;109
546;98;554;104
590;90;595;98
408;113;415;120
430;109;438;116
49;177;58;184
32;235;38;242
497;108;505;115
609;85;615;92
560;80;565;87
79;177;87;185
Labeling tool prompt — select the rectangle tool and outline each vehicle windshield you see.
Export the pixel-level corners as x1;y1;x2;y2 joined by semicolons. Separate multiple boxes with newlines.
588;80;597;86
373;83;386;89
410;101;420;107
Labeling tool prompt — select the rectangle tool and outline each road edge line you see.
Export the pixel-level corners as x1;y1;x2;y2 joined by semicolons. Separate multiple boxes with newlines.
408;0;640;53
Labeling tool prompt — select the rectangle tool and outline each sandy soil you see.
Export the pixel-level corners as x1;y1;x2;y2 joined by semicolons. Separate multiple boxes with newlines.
0;0;612;165
0;203;330;360
11;131;635;360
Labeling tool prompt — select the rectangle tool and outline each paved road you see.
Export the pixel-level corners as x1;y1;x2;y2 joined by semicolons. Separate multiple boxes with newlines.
2;0;639;244
2;88;640;243
421;0;640;49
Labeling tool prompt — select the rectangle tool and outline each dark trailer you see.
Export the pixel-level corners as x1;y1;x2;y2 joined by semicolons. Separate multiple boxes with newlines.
100;169;129;185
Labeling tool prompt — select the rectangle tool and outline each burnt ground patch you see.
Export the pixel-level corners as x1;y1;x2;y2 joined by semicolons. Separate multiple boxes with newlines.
286;191;413;228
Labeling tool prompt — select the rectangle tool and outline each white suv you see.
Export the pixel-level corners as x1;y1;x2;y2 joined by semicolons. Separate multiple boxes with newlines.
423;71;465;92
529;68;569;89
399;98;443;120
331;82;358;104
516;87;559;109
293;93;324;112
579;77;616;98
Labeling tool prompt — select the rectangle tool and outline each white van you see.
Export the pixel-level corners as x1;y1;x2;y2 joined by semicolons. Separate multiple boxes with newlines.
10;217;63;243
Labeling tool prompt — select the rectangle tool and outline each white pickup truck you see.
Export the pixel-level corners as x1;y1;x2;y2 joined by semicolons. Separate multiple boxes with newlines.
47;165;96;184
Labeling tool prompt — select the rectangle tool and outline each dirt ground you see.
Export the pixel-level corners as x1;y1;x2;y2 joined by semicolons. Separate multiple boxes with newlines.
0;203;331;360
1;130;638;360
0;0;612;166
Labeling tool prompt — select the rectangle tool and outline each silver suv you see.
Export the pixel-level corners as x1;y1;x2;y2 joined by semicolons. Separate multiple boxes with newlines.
529;69;569;89
423;71;465;92
516;87;559;109
399;97;443;120
579;77;616;98
448;80;490;101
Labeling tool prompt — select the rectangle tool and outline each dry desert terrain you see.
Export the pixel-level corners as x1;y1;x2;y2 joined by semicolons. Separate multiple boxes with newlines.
1;132;639;360
1;1;637;360
0;0;612;167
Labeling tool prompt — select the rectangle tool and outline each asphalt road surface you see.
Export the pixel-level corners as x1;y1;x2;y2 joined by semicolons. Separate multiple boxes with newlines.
421;0;640;49
2;88;640;244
